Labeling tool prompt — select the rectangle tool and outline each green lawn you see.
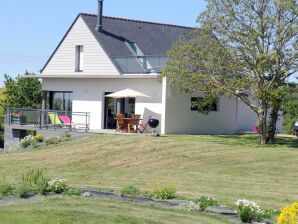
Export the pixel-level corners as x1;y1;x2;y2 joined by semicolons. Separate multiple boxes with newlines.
0;197;231;224
0;134;297;210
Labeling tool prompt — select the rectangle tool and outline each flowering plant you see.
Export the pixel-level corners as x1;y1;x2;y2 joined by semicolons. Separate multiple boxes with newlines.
277;202;298;224
19;135;36;148
197;196;219;211
178;201;201;212
235;199;264;223
48;178;68;194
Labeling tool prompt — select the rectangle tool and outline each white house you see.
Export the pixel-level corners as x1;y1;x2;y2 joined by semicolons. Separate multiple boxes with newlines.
38;1;259;135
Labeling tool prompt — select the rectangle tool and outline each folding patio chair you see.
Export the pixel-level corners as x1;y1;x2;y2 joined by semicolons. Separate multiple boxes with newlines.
137;116;151;133
48;112;63;129
59;114;89;131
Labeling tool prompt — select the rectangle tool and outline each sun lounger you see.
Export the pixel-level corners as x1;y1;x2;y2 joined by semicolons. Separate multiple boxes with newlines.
48;112;63;129
59;114;89;130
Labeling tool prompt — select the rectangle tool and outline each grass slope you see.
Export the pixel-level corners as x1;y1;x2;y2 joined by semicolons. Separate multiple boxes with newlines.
0;198;231;224
1;134;297;209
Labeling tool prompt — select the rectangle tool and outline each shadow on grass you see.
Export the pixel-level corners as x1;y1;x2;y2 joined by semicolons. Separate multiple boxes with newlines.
202;134;298;149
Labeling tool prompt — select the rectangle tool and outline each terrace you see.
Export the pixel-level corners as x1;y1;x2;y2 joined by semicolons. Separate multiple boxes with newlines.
6;109;90;133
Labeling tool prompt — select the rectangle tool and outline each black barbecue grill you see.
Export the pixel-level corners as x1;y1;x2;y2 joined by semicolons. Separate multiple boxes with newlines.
148;118;159;135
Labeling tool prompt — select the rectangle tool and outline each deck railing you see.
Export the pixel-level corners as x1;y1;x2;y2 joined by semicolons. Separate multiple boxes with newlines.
113;55;168;74
6;109;90;132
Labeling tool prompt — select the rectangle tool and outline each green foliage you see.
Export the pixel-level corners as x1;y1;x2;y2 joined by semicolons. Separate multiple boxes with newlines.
192;94;219;114
283;85;298;134
235;199;264;223
258;209;280;220
63;187;84;196
45;136;63;145
64;132;71;139
22;169;49;195
0;182;15;196
19;135;36;148
48;178;68;194
34;133;44;143
120;185;140;197
14;182;31;198
162;0;298;144
45;134;71;146
151;183;176;199
1;72;41;110
196;196;219;211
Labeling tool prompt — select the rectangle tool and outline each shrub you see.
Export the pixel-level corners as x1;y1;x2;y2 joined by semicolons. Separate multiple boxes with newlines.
45;136;63;145
277;202;298;224
235;199;264;223
0;182;15;196
120;185;140;197
14;182;31;198
64;132;71;140
34;133;44;142
63;187;84;196
48;178;68;194
19;135;35;148
196;196;219;211
151;183;176;199
178;201;201;212
22;169;49;195
259;209;279;220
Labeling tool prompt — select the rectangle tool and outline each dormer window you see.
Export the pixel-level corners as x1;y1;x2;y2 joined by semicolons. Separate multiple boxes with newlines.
75;45;84;72
126;41;143;56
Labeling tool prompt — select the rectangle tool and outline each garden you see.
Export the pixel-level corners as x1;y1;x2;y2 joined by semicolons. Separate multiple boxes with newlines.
0;133;297;223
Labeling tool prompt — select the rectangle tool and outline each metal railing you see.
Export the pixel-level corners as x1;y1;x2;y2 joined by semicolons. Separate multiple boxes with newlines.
113;55;168;74
6;109;90;132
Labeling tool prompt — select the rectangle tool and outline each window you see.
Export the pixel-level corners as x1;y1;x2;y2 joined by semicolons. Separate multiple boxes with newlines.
191;97;218;112
49;92;73;112
126;41;143;56
75;45;84;72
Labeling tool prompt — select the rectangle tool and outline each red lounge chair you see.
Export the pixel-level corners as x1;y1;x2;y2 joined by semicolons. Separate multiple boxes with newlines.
59;115;89;130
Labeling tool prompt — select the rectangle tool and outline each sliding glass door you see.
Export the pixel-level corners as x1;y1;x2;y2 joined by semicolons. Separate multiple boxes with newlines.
49;92;73;113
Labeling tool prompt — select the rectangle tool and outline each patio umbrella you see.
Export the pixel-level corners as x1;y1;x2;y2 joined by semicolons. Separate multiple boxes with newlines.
106;88;150;99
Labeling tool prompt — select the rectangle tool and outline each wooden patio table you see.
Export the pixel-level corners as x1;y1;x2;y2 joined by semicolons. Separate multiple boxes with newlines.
123;118;142;133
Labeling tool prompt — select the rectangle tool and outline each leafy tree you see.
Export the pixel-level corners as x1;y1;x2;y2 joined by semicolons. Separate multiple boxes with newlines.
162;0;298;144
283;84;298;134
1;72;42;110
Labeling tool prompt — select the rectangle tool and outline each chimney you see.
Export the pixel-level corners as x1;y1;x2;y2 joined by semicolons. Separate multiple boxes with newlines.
96;0;104;32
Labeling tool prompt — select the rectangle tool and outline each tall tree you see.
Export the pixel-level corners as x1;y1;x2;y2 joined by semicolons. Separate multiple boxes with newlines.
1;72;42;110
162;0;298;144
283;84;298;134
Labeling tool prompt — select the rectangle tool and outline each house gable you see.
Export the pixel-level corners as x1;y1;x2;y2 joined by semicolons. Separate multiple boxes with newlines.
42;15;120;76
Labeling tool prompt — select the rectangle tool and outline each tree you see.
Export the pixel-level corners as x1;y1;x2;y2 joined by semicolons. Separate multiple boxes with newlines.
283;84;298;134
1;72;42;110
162;0;298;144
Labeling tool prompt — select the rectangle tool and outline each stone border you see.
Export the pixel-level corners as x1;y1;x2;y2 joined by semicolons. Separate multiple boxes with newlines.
82;188;275;224
0;187;276;224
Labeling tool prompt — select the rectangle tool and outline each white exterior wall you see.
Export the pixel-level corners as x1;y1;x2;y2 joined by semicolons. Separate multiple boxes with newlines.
42;78;163;131
236;101;257;133
236;101;283;133
163;88;238;134
42;16;119;76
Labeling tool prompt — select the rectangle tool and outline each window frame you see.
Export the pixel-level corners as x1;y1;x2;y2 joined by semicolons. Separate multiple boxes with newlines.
75;45;84;72
190;97;219;112
49;91;73;112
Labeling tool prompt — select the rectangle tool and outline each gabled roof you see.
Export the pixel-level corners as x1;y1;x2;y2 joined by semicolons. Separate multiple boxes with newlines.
81;13;194;57
41;13;195;73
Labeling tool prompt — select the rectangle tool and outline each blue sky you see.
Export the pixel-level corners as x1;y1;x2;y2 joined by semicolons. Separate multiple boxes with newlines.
0;0;206;86
0;0;296;85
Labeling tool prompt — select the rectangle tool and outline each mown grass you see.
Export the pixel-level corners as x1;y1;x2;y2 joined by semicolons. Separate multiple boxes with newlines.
0;134;297;209
0;197;231;224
